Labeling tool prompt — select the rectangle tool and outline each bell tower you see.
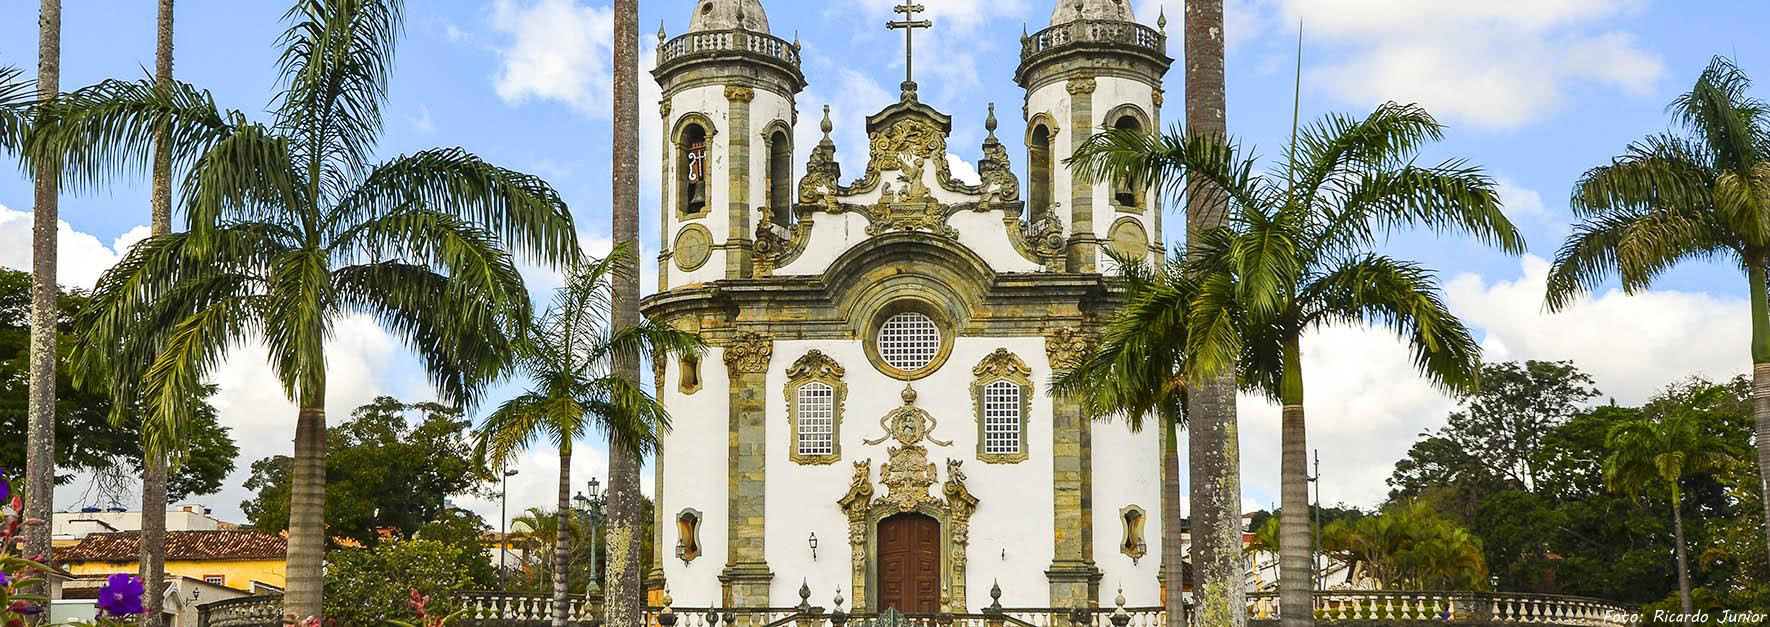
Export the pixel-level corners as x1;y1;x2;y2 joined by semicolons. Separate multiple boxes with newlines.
1015;0;1171;274
655;0;806;288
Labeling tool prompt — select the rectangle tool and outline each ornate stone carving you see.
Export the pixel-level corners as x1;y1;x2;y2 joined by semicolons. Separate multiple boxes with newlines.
943;459;980;606
724;85;756;102
836;461;875;606
785;349;845;380
1151;89;1165;107
660;100;672;119
650;346;667;394
798;106;844;209
722;331;774;373
877;443;939;512
1013;209;1066;260
1066;77;1098;95
752;211;789;276
838;440;980;612
974;348;1031;379
864;385;951;447
1044;327;1098;370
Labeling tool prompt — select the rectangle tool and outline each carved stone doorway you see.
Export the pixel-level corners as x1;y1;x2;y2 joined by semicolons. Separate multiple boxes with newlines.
876;512;940;612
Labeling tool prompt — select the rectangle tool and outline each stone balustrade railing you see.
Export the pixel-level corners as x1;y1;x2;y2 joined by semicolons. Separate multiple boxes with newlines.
1246;590;1639;626
1019;19;1167;64
195;590;1636;627
657;29;801;71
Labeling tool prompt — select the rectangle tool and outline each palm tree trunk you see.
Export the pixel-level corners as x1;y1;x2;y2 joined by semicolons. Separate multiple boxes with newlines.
608;0;644;624
139;2;174;622
1671;489;1692;627
1184;0;1244;625
1278;342;1311;627
24;4;62;608
554;443;573;627
1749;264;1770;566
1162;419;1186;627
285;393;328;620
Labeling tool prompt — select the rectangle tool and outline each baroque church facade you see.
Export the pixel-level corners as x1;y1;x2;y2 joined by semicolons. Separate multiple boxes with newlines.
644;0;1172;613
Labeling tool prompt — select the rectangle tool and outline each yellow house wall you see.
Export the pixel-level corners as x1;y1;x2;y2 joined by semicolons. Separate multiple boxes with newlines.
62;559;286;592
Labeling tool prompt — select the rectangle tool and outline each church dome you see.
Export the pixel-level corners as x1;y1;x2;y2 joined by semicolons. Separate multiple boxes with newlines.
687;0;771;33
1050;0;1134;24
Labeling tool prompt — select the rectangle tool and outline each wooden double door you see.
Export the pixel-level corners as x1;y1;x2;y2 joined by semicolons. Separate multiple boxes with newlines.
876;513;941;612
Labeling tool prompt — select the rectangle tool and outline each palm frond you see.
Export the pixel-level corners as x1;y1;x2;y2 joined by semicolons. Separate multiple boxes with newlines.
334;260;525;408
1570;133;1715;218
1302;254;1482;395
276;0;405;199
0;64;31;155
1066;124;1266;212
473;392;556;470
329;148;578;268
25;77;260;194
1291;102;1445;202
1669;56;1770;173
1315;161;1522;261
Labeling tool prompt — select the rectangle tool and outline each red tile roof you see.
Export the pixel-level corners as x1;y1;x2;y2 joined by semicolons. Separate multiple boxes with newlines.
54;530;286;562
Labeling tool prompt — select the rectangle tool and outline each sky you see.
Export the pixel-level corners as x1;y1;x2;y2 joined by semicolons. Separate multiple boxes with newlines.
1;0;1767;531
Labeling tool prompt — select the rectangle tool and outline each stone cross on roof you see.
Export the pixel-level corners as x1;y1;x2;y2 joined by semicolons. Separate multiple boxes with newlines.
887;2;932;99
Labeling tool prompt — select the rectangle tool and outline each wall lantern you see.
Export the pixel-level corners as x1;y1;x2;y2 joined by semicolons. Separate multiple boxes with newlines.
809;532;819;561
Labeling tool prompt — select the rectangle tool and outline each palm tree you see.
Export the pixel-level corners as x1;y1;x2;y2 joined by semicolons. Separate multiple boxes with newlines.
1050;250;1198;618
1604;410;1738;625
508;507;592;594
608;0;645;621
1070;102;1523;626
474;245;701;627
37;1;578;616
139;1;176;619
1183;0;1236;623
24;0;62;581
1321;503;1485;591
1546;56;1770;566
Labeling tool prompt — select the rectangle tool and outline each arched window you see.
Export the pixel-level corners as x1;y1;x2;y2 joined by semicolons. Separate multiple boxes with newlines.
678;122;710;217
981;381;1022;455
766;128;793;227
785;349;844;464
1112;114;1144;208
1028;123;1053;223
972;348;1032;463
796;382;835;457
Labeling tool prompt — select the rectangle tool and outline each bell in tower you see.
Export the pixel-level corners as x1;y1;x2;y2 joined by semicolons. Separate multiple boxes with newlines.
685;138;708;213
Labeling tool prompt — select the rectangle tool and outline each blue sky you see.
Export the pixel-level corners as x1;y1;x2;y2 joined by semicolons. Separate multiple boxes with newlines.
2;0;1767;526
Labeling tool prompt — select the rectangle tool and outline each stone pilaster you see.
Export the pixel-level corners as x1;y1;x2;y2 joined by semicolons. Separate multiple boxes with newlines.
720;331;773;606
1066;77;1098;273
725;86;756;279
659;99;674;292
1045;328;1101;608
647;353;667;596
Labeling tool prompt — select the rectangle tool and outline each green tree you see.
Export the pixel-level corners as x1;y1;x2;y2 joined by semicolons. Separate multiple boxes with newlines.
241;396;494;547
1604;394;1741;624
0;269;237;499
1546;55;1770;566
1322;501;1487;591
473;246;700;625
33;0;577;615
324;538;478;625
415;507;498;589
1388;361;1599;512
1068;102;1521;625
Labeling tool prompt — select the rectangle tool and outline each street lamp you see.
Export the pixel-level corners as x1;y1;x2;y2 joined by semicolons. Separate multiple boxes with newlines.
500;468;519;592
580;478;607;599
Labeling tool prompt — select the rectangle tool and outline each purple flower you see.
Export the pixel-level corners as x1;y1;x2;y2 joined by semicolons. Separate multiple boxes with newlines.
0;473;10;505
0;570;10;587
95;573;146;616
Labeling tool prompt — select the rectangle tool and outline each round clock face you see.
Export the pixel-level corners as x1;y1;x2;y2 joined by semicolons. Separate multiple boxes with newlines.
673;225;713;271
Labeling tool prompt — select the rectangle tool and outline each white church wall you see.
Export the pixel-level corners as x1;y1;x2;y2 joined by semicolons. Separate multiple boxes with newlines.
772;212;872;276
948;210;1045;273
1088;418;1163;606
1090;77;1160;270
668;85;734;285
950;336;1057;609
660;345;733;606
758;337;1057;608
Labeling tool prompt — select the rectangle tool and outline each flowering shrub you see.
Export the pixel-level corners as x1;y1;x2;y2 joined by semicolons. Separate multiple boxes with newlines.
0;473;143;626
386;588;465;627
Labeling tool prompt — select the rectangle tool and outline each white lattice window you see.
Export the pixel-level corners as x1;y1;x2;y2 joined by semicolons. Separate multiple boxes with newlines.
797;382;835;457
982;380;1022;455
878;312;940;371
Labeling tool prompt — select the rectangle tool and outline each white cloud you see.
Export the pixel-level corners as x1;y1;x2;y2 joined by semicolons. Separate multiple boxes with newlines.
945;154;982;186
1233;254;1750;510
0;203;150;290
488;0;616;118
1253;0;1664;130
411;104;435;134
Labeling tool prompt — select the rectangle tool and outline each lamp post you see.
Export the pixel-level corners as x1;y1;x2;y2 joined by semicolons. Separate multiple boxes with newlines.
500;468;519;592
581;477;605;598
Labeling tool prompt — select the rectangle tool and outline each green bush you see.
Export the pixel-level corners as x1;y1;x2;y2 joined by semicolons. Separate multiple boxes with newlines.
325;539;474;624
